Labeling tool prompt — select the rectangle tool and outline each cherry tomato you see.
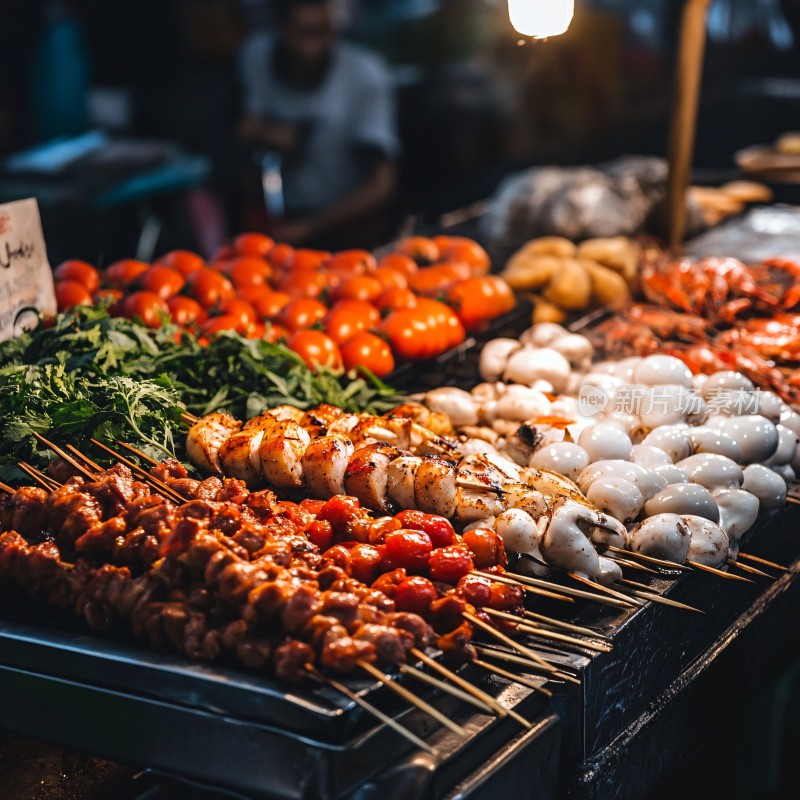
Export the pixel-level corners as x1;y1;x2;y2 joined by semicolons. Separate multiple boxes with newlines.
268;242;295;270
290;249;330;271
185;268;235;309
55;280;92;311
394;576;437;616
328;249;376;275
428;545;475;585
253;290;291;321
200;314;240;335
396;236;439;266
318;495;362;537
383;530;433;573
433;236;491;275
371;568;408;599
226;256;273;287
235;232;274;258
462;528;507;569
448;276;515;329
105;259;149;289
372;266;409;291
409;262;471;295
278;270;326;299
348;543;384;584
340;332;395;377
457;574;493;608
379;252;418;278
488;582;523;611
306;519;333;551
300;498;327;516
93;288;123;311
323;300;381;344
415;298;465;350
122;291;169;328
381;308;430;361
392;302;447;358
331;275;383;303
394;510;455;549
323;543;353;574
54;260;99;293
219;298;257;333
279;298;327;332
156;250;205;276
139;265;185;299
167;295;207;326
374;288;418;314
236;283;272;304
287;330;342;371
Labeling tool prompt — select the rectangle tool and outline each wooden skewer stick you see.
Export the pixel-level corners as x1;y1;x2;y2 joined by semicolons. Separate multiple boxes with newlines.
64;444;103;474
738;552;789;573
18;462;60;491
89;439;185;504
456;479;507;497
471;645;580;684
473;659;553;698
32;433;97;482
305;665;435;755
409;648;521;726
686;560;753;582
463;612;559;674
606;545;691;572
482;609;612;654
473;571;574;603
567;573;645;607
522;611;608;640
181;412;199;425
115;440;160;467
0;481;14;494
785;496;800;505
357;660;467;736
604;553;659;574
727;559;775;579
399;665;495;715
616;586;703;614
483;570;635;610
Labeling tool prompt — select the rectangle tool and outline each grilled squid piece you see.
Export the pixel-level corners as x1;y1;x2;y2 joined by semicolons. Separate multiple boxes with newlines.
529;442;590;482
454;456;508;522
218;427;264;487
629;513;691;563
344;443;404;512
585;476;643;523
386;456;421;510
675;454;743;491
741;464;787;511
414;457;458;518
597;556;623;586
644;483;720;523
712;488;759;543
258;420;311;489
186;413;242;474
494;508;549;577
302;435;355;497
682;515;729;568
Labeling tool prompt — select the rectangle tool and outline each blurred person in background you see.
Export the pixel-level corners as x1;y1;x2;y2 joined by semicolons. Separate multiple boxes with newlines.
238;0;399;247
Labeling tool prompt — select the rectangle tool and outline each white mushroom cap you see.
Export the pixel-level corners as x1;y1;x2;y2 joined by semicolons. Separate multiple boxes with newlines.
550;333;594;369
423;387;479;426
494;386;552;421
504;347;571;393
479;338;521;382
700;370;755;400
520;323;569;348
771;464;796;484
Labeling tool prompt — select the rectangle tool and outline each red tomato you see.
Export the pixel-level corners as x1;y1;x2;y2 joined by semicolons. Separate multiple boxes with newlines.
268;242;295;270
371;568;408;599
199;314;240;335
290;249;330;271
374;288;418;314
54;260;99;293
323;300;381;344
331;275;383;303
226;256;273;287
457;574;493;608
340;332;395;377
279;298;327;332
219;298;257;333
379;252;418;278
433;236;491;275
394;510;455;549
55;280;92;311
396;236;439;266
428;545;475;585
167;295;207;326
105;259;149;289
252;290;291;321
318;495;362;537
139;265;185;299
448;276;515;329
235;232;275;258
383;530;433;572
488;582;524;611
394;576;438;616
347;543;384;584
415;298;465;351
328;249;376;275
409;262;471;295
121;291;169;328
287;330;343;371
156;250;205;276
236;283;272;304
372;266;408;291
462;528;507;569
300;498;327;516
306;519;333;551
185;268;235;309
278;270;326;299
381;308;431;361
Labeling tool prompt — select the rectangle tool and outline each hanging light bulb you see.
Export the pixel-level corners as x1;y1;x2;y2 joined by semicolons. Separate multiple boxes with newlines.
508;0;574;38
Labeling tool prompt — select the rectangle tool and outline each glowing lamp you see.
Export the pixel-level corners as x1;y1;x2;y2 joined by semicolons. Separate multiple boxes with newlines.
508;0;574;38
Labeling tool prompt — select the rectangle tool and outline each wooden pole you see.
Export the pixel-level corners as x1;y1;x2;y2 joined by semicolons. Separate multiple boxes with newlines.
666;0;712;250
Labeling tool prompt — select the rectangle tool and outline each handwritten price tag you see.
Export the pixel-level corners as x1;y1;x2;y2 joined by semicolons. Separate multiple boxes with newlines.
0;198;56;340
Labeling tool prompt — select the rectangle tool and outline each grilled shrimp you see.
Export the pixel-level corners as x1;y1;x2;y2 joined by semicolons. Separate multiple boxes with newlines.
186;413;242;474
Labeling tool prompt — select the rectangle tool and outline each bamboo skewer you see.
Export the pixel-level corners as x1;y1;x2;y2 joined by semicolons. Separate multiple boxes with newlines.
473;659;553;697
32;433;97;482
727;559;775;579
738;552;789;573
522;611;608;640
606;545;691;571
409;648;523;726
481;608;612;654
471;645;580;684
686;560;753;582
357;660;467;736
463;612;558;674
567;573;644;607
474;570;574;603
399;665;495;715
115;440;159;467
18;462;60;491
306;666;436;755
616;586;703;613
0;481;14;494
64;445;103;474
604;553;659;574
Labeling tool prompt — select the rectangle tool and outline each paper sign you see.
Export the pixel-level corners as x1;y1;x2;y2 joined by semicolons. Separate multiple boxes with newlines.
0;198;57;341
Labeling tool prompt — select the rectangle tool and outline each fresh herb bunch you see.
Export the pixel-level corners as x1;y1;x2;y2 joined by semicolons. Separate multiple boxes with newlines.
0;307;404;479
